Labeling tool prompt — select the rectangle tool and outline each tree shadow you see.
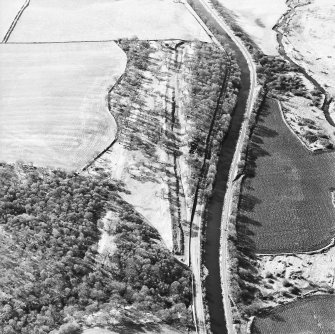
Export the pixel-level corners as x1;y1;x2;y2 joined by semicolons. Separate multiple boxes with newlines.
109;40;187;255
244;102;279;178
232;98;283;306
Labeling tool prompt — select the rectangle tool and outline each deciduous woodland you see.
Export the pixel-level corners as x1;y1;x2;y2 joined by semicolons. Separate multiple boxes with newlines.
0;163;193;333
0;37;241;333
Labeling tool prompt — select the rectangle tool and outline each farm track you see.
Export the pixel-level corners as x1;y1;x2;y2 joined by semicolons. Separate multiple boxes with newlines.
165;41;185;255
2;0;30;43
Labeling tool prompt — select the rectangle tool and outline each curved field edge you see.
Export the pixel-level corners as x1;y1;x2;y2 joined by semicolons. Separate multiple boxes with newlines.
239;98;335;254
0;42;126;171
252;294;335;334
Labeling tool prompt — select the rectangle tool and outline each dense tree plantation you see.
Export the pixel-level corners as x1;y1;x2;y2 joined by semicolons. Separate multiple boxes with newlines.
0;163;193;333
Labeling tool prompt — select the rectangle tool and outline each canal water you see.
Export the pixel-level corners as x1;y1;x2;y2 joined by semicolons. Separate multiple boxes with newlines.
191;0;251;333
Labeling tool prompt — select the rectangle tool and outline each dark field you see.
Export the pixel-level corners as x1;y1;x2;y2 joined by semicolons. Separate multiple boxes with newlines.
252;294;335;334
239;98;335;253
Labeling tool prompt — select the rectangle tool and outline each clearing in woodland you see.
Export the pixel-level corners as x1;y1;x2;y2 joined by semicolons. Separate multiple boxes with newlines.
8;0;211;43
0;42;126;170
239;98;335;254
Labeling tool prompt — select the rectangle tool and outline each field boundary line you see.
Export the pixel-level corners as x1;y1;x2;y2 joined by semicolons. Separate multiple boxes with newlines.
258;237;335;257
275;98;319;154
7;38;211;45
2;0;30;43
82;71;126;172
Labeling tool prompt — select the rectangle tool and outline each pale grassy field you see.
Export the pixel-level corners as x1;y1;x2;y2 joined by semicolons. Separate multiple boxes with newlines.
0;0;25;41
216;0;287;55
0;42;126;170
281;0;335;97
9;0;211;43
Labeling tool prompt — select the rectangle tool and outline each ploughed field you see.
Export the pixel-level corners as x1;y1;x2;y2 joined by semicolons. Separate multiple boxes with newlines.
0;42;126;170
8;0;210;43
240;98;335;253
252;294;335;334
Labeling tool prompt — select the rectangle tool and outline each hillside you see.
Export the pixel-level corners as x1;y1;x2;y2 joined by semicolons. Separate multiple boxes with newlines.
0;163;194;333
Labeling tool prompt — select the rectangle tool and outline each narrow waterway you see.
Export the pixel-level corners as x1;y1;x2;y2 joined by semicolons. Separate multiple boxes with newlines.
190;0;251;333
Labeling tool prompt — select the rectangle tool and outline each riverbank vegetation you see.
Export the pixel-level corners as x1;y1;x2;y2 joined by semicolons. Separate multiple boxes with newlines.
0;163;193;334
184;42;240;202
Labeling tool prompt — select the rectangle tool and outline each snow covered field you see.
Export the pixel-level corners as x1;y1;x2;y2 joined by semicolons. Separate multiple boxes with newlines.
9;0;211;43
280;0;335;97
216;0;287;55
0;42;126;170
0;0;25;41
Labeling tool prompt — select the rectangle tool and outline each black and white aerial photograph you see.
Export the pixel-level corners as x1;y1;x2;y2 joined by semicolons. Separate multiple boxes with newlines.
0;0;334;333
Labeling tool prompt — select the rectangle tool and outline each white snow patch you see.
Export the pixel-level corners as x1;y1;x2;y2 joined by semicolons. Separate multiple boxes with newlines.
282;0;335;97
260;246;335;292
282;96;335;151
97;211;117;256
216;0;287;55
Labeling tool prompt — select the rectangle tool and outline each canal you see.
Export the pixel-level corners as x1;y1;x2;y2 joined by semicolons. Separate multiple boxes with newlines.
190;0;251;333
